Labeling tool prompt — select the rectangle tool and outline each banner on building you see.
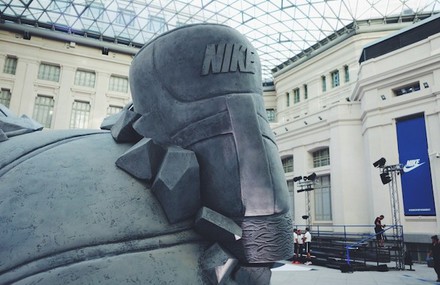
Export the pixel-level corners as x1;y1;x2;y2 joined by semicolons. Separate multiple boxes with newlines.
396;114;435;216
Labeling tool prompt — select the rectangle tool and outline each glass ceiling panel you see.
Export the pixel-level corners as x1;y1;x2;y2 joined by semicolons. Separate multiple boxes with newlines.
1;0;439;80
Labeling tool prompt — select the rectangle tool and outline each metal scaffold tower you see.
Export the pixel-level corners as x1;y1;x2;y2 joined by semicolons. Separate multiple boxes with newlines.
374;158;405;270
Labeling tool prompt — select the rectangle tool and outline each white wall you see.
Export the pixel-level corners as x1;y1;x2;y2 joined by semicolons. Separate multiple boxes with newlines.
268;20;440;242
0;29;133;129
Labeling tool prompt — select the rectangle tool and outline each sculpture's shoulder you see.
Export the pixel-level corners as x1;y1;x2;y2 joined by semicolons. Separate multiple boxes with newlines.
0;129;109;169
0;129;205;285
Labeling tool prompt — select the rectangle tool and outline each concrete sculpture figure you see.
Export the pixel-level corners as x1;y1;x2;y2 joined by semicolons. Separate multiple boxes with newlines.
0;23;293;285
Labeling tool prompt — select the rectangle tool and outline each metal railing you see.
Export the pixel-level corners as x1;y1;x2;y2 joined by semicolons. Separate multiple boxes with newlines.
344;225;404;270
294;224;405;270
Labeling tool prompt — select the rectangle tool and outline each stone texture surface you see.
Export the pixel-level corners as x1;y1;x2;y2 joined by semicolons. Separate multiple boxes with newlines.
194;207;242;242
110;109;142;143
0;104;43;140
0;130;206;285
116;137;166;182
152;146;201;224
201;243;238;285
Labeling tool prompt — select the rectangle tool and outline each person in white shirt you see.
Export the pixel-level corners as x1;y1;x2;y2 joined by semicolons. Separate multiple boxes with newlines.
293;228;298;261
297;229;304;258
304;227;312;264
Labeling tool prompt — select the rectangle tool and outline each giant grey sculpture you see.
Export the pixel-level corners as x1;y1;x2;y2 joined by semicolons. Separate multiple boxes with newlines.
0;23;293;284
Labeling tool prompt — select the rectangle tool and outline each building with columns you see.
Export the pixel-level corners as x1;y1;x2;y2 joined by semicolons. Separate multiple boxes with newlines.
0;27;134;130
268;13;440;258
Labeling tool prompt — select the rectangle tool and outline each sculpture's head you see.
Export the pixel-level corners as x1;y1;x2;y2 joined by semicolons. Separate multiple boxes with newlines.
129;24;267;145
130;23;262;116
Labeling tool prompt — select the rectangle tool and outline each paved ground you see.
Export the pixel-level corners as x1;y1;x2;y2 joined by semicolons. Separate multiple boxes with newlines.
270;261;438;285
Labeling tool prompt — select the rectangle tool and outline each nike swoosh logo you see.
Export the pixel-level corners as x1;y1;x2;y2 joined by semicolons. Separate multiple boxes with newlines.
403;162;425;173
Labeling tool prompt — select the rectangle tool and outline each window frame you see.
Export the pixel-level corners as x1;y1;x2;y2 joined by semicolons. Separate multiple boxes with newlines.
0;88;12;107
74;69;96;88
314;174;332;221
3;56;17;75
344;65;349;83
109;75;129;93
70;100;91;129
266;108;276;122
331;69;340;88
312;148;330;168
293;88;300;103
282;155;294;173
38;63;61;82
33;95;54;128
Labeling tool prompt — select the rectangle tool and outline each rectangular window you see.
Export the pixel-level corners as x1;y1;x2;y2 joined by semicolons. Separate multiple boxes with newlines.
3;56;17;75
109;75;128;93
344;65;349;82
314;175;332;221
266;108;275;122
70;100;91;129
313;148;330;168
0;88;12;107
331;70;340;88
33;95;54;128
393;82;420;96
293;88;300;103
286;92;290;107
148;16;166;33
116;8;135;27
107;105;123;116
304;84;308;100
74;69;96;88
321;76;326;92
38;63;60;82
282;156;294;173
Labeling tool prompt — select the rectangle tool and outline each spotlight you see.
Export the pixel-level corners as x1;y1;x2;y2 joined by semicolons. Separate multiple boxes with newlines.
318;116;322;120
304;121;308;125
380;172;392;185
293;176;302;182
346;97;350;102
380;95;386;100
373;157;386;168
302;215;309;220
285;127;288;131
423;82;429;88
305;172;317;181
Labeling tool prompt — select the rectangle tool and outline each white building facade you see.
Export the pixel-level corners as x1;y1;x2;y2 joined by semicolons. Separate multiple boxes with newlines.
0;27;134;130
268;14;440;256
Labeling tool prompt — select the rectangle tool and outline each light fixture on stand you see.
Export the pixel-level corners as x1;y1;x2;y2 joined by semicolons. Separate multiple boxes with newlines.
295;173;317;228
373;157;404;269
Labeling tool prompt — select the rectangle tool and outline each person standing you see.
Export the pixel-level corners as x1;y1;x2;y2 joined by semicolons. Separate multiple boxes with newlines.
293;228;298;262
374;215;386;247
297;229;304;260
428;235;440;282
304;227;312;265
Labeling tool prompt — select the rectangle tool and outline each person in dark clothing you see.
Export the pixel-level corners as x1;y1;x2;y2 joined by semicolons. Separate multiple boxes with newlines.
374;215;386;247
429;235;440;282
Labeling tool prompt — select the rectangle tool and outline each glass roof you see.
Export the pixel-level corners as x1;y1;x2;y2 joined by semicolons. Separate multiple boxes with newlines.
1;0;439;80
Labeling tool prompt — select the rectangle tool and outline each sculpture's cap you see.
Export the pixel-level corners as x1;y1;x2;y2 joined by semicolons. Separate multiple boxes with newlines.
130;23;262;115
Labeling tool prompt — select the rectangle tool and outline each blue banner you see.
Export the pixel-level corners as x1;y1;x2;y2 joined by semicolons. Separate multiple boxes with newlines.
396;114;435;216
